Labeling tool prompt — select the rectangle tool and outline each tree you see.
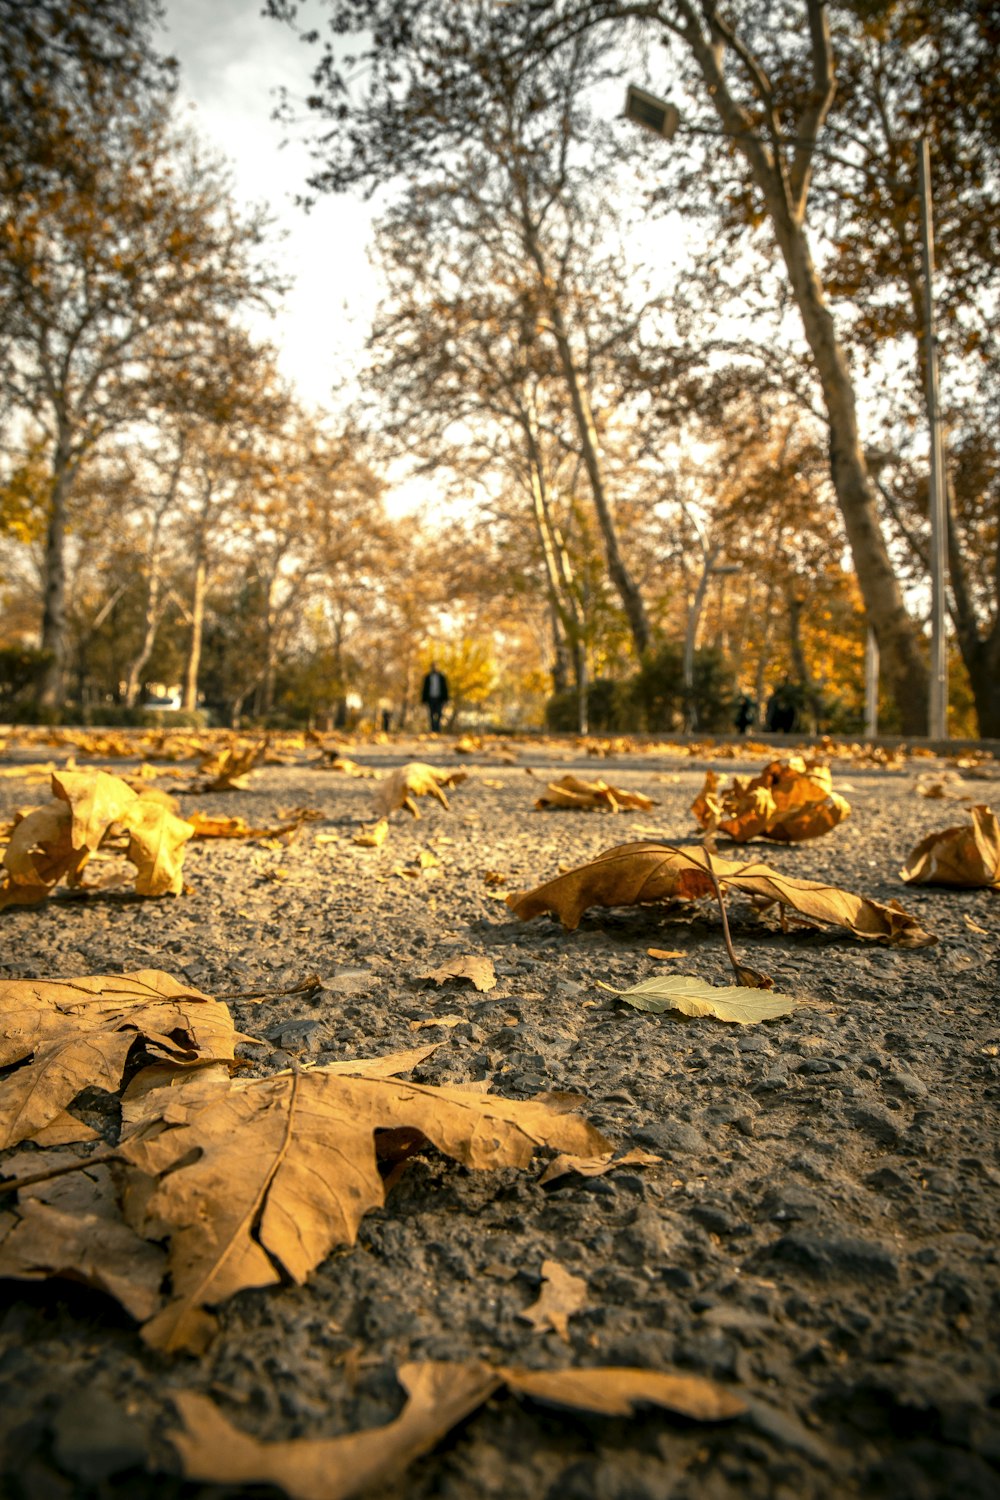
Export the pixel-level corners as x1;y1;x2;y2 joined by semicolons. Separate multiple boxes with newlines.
269;0;951;732
284;8;657;662
0;69;284;708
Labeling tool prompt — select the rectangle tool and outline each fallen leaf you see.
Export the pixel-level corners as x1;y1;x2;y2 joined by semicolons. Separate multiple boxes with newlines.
172;1358;742;1499
119;1056;608;1351
502;1363;747;1421
900;805;1000;888
320;755;377;777
120;796;194;896
608;974;797;1025
0;970;251;1149
186;812;305;840
647;948;684;960
519;1259;587;1340
507;841;934;947
539;1147;663;1187
195;741;265;791
0;771;193;908
374;763;467;819
964;913;990;935
691;758;849;842
535;774;657;814
418;956;497;992
409;1015;466;1031
352;819;389;848
0;1165;166;1321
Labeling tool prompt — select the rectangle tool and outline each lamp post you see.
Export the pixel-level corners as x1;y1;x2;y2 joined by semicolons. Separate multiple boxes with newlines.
624;87;948;739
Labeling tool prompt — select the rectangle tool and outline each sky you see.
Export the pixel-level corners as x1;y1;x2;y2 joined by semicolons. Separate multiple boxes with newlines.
161;0;378;410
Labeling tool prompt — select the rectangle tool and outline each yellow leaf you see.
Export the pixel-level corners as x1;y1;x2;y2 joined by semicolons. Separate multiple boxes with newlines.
518;1259;587;1340
691;758;849;842
900;805;1000;889
507;842;934;947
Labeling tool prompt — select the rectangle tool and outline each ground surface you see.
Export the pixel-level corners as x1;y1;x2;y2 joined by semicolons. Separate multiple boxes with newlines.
1;730;999;1500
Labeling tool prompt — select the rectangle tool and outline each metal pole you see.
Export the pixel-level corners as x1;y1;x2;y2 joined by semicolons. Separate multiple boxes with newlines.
918;137;948;740
864;627;879;739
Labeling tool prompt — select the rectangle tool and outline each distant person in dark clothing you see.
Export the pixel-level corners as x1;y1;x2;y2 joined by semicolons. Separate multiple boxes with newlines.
421;663;449;732
765;678;796;733
734;692;756;735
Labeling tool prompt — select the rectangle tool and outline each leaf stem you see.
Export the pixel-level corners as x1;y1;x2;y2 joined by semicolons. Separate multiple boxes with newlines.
0;1149;122;1196
702;855;746;986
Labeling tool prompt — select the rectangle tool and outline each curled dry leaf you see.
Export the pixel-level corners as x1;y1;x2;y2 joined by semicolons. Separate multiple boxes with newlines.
691;758;849;843
118;1055;607;1351
171;1360;744;1500
418;956;497;992
195;741;264;790
900;805;1000;889
507;841;935;947
352;818;389;848
535;774;657;814
373;762;467;819
519;1259;587;1340
319;754;377;777
539;1147;662;1187
610;974;797;1025
0;970;250;1149
185;810;315;841
0;771;193;909
0;1163;167;1321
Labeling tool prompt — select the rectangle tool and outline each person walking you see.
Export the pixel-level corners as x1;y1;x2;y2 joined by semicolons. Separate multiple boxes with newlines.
734;691;756;735
420;662;449;732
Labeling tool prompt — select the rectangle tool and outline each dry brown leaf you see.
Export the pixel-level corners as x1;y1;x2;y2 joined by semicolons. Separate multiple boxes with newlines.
647;948;684;960
519;1260;587;1340
119;1058;608;1351
0;970;250;1149
120;796;194;896
374;763;467;819
320;755;377;777
691;758;849;843
0;1164;167;1321
507;841;935;947
454;735;482;754
900;805;1000;889
418;956;497;992
171;1359;744;1500
539;1146;663;1187
502;1364;747;1421
171;1364;504;1500
186;811;306;841
195;741;264;791
409;1015;466;1031
0;771;193;908
964;913;990;935
352;818;389;848
535;774;657;814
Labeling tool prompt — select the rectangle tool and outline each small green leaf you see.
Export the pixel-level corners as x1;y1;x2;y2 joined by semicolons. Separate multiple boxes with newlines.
611;974;796;1025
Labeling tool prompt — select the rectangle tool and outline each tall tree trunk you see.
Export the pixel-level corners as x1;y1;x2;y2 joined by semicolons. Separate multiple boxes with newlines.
774;216;929;730
183;552;207;713
683;544;720;731
786;586;820;732
549;606;570;694
518;216;651;658
675;0;929;731
37;437;74;711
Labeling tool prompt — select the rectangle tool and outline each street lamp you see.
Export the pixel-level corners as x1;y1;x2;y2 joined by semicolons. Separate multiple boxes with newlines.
624;86;948;739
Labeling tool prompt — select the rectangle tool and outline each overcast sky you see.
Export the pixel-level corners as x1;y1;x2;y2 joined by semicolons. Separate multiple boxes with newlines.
161;0;377;410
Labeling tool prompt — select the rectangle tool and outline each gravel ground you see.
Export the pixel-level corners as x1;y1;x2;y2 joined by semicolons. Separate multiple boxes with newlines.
1;732;998;1500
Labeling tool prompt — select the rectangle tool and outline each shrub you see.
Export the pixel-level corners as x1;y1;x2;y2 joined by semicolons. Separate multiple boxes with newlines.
0;646;52;714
